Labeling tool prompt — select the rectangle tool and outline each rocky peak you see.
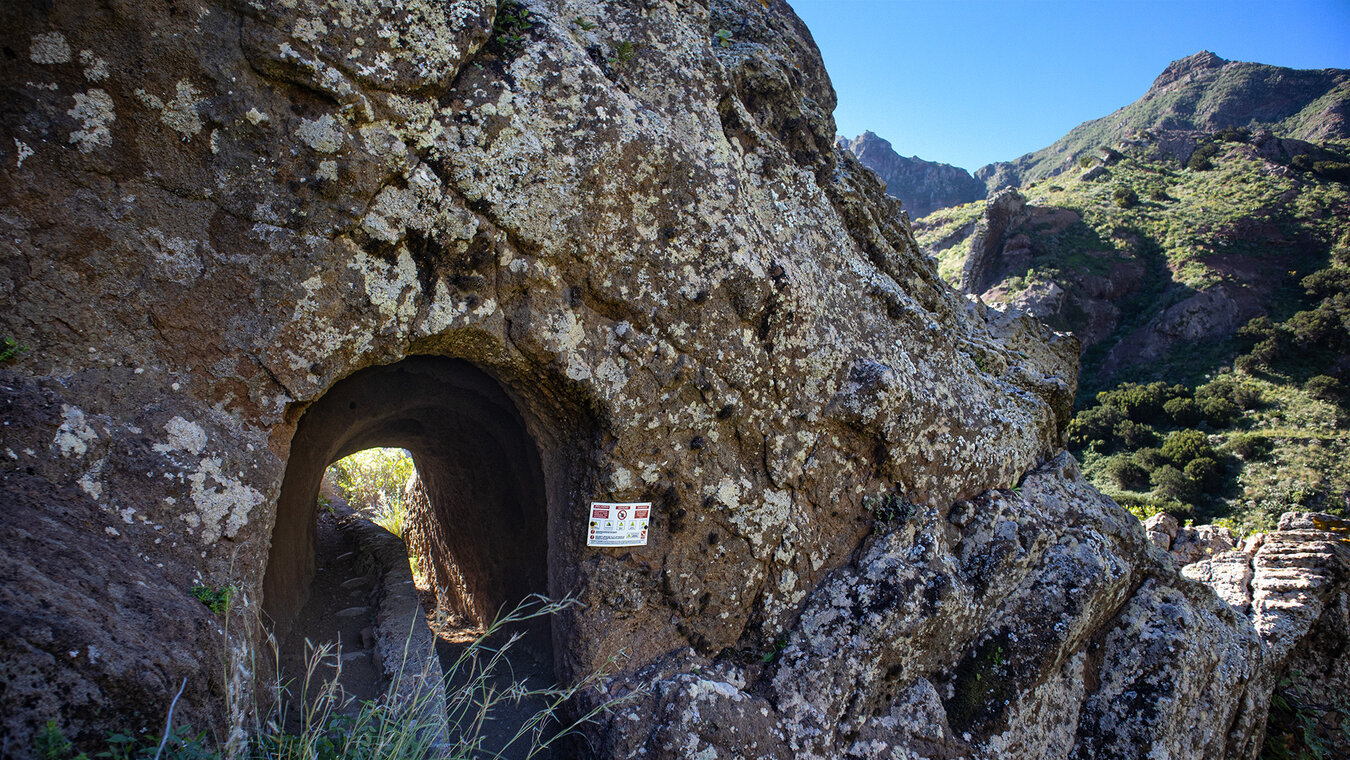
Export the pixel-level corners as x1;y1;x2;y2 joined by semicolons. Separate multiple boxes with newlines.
1152;50;1229;89
840;131;986;218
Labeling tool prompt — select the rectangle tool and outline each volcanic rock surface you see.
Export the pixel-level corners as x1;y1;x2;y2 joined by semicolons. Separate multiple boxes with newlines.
0;2;1342;759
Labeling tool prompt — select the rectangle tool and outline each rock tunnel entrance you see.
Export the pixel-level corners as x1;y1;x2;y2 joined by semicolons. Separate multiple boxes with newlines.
261;356;556;696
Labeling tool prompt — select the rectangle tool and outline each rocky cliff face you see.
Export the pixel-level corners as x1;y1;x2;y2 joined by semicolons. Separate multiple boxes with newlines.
976;51;1350;191
0;2;1339;758
839;131;986;218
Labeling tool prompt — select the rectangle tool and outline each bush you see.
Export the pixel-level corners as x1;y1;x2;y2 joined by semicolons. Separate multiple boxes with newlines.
1200;376;1262;411
1151;465;1197;503
1161;429;1213;466
1115;419;1159;449
1105;456;1151;490
1187;142;1220;171
1067;404;1124;448
1163;397;1202;427
1132;447;1168;472
1113;186;1139;209
1224;432;1272;460
1286;307;1340;349
329;448;416;538
1183;456;1222;490
1307;374;1347;405
1313;160;1350;183
1199;396;1240;427
1078;155;1095;168
1301;266;1350;299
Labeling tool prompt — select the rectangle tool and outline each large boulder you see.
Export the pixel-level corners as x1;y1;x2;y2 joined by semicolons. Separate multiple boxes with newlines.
0;1;1337;758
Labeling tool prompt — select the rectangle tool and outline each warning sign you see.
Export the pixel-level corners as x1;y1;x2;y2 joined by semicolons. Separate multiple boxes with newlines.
587;501;651;547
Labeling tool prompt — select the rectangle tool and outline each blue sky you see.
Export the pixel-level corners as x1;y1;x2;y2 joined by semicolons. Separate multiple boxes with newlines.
788;0;1350;171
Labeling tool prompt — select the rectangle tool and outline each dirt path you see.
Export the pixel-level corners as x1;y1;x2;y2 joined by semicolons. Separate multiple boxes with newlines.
282;489;563;757
435;626;560;759
276;510;383;730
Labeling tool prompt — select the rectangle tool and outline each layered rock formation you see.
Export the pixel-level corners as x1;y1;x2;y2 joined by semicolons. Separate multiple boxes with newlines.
0;2;1341;759
839;131;986;218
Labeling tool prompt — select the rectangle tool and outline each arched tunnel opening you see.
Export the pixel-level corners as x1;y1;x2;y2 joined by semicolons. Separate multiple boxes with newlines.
260;356;561;735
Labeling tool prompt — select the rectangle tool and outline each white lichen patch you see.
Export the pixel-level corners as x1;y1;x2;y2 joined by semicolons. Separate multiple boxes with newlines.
347;247;419;324
317;159;338;180
185;457;263;543
162;80;204;136
245;108;269;126
79;50;109;81
296;113;344;153
54;405;98;457
30;32;71;64
134;89;164;110
292;17;327;44
78;458;105;500
153;416;207;455
282;270;374;371
67;89;115;152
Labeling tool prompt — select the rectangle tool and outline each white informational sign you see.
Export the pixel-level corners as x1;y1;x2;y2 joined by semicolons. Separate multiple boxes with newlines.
587;501;650;547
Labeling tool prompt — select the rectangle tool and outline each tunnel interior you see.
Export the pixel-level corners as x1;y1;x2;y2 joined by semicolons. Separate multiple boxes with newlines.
262;356;554;669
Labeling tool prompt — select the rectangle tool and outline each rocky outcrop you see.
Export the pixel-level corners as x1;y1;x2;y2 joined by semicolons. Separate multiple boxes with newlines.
0;2;1339;759
915;191;1145;353
1183;513;1350;758
1097;283;1265;378
959;188;1030;294
839;131;986;218
1144;512;1238;567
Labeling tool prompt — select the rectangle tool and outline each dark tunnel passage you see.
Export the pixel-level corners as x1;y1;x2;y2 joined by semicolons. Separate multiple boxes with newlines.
261;356;554;671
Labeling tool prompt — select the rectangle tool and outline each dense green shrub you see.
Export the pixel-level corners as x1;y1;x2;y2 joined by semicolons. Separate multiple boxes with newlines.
1183;456;1222;490
1187;141;1220;170
1301;266;1350;298
1132;447;1168;471
1198;396;1240;426
1151;465;1196;503
1163;397;1202;427
1161;429;1214;466
1213;127;1251;143
1224;432;1272;460
1313;160;1350;183
1116;419;1159;448
1306;374;1347;405
1113;186;1139;209
1105;456;1151;490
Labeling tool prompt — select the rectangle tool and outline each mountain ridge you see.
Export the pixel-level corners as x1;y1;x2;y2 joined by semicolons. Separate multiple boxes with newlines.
974;51;1350;193
849;52;1350;216
836;131;986;217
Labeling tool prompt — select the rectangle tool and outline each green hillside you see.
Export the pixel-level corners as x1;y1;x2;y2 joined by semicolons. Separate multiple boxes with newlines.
976;51;1350;191
918;131;1350;534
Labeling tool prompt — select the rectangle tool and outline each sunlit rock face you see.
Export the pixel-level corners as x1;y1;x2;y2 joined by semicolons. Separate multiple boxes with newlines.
0;1;1335;758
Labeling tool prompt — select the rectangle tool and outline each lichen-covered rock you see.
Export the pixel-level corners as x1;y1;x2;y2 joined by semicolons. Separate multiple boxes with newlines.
1183;512;1350;759
0;1;1339;758
605;454;1267;759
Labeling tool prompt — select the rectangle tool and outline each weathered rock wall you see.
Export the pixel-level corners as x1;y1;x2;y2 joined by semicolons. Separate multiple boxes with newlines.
0;1;1333;758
